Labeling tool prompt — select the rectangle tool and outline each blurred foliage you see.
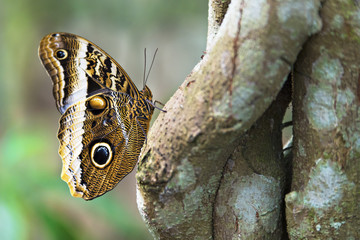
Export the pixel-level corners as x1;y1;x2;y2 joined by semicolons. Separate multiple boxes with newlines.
0;0;207;239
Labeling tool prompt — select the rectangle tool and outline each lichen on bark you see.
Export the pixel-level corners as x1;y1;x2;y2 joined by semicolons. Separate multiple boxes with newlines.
287;0;360;239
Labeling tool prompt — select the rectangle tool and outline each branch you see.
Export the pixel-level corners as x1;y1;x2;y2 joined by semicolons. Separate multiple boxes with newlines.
207;0;231;51
286;0;360;238
213;78;292;239
137;0;322;238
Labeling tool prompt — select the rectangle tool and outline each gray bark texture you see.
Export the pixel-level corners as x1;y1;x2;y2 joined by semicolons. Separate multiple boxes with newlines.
135;0;360;239
286;0;360;239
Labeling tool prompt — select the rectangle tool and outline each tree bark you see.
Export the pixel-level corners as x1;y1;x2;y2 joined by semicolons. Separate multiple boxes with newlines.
134;0;360;239
286;0;360;239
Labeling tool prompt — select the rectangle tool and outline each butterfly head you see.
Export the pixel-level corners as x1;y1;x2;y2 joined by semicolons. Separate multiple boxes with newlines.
141;85;153;101
140;85;155;114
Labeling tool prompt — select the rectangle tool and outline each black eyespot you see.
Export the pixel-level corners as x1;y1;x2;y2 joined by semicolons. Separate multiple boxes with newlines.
90;142;113;168
55;49;68;60
52;33;60;37
93;146;109;165
91;121;97;128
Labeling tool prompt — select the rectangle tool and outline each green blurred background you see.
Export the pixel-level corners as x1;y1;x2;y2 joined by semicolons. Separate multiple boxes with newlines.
0;0;207;239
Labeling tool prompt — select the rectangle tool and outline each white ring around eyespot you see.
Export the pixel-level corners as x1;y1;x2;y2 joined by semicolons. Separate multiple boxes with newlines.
90;142;113;168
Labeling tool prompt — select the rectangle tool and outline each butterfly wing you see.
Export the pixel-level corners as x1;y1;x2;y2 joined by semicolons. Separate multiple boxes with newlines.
39;33;154;200
58;92;149;200
39;32;139;114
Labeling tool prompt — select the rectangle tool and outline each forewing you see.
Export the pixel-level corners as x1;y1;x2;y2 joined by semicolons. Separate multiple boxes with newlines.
39;32;138;114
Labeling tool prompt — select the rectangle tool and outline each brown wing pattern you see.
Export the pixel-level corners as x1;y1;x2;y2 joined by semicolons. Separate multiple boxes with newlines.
39;32;155;200
58;92;153;200
39;33;139;114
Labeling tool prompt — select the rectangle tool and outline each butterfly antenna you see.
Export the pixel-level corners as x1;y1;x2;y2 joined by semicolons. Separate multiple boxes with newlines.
143;48;147;89
144;48;158;87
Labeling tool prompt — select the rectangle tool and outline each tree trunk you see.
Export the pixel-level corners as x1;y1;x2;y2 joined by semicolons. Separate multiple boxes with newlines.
286;0;360;238
136;0;360;239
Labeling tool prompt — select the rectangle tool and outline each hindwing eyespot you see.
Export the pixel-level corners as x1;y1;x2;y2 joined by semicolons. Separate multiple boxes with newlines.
90;142;113;168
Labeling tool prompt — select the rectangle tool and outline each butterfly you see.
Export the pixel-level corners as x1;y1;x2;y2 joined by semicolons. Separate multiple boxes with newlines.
39;32;155;200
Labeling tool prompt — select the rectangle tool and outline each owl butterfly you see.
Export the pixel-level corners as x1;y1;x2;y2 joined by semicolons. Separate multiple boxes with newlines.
39;32;155;200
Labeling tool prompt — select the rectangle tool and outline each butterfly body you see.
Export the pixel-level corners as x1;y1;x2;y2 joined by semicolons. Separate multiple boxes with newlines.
39;33;154;200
